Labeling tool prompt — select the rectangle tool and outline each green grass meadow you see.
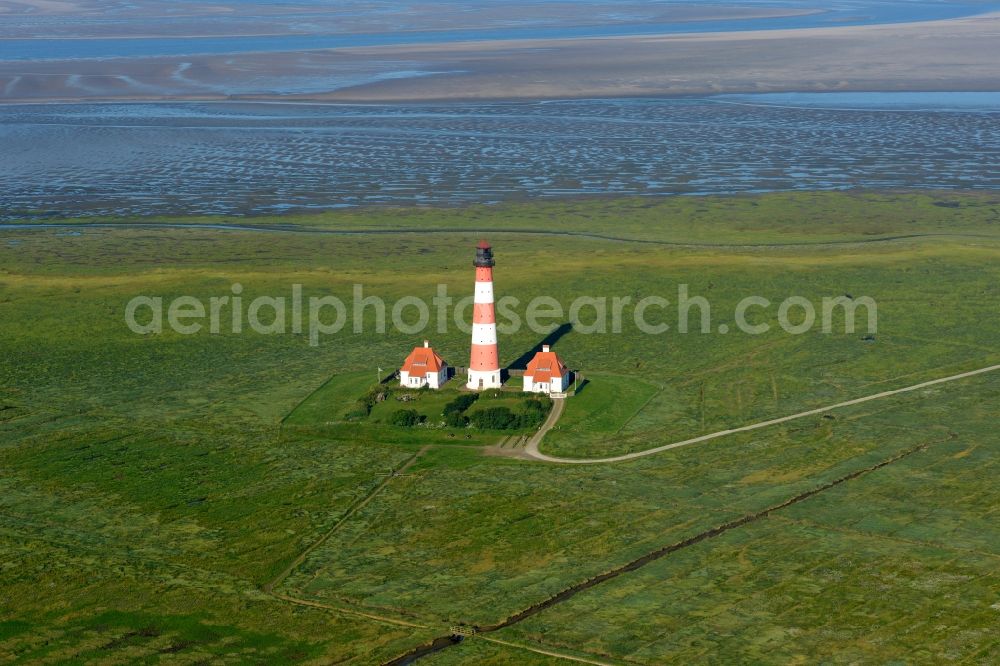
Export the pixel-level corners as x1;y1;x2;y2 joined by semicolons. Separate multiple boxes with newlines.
1;191;999;663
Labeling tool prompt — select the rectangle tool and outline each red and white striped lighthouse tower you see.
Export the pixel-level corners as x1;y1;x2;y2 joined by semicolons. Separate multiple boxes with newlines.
467;240;502;390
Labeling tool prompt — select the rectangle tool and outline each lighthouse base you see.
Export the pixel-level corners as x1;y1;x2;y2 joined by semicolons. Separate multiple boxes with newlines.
466;369;502;391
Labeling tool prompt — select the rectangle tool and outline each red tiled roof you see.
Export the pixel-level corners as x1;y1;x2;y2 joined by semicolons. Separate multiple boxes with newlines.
525;350;567;383
401;345;445;375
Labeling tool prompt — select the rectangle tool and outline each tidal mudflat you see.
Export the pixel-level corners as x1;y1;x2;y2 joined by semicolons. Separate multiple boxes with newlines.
3;0;986;53
3;4;1000;104
2;93;997;219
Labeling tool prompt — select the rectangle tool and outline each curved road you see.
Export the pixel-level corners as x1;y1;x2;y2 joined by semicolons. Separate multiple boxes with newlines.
525;395;566;453
525;363;1000;464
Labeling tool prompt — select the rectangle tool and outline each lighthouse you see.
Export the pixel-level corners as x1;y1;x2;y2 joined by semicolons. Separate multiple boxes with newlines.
467;240;502;390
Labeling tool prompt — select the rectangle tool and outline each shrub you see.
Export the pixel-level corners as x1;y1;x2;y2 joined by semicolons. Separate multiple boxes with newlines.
389;409;424;427
445;412;469;429
523;398;549;414
516;409;545;429
443;393;479;416
344;407;370;421
470;407;518;430
346;386;389;420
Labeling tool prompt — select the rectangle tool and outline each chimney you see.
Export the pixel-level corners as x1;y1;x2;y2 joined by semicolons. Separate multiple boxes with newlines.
424;340;430;348
542;344;550;352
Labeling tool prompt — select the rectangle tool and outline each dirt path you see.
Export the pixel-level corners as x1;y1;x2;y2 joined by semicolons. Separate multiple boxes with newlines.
525;396;565;452
524;363;1000;464
479;636;615;665
4;222;999;250
263;446;428;593
272;592;431;630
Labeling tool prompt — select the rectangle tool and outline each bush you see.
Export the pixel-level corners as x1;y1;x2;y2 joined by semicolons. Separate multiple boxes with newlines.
389;409;424;427
523;398;549;414
516;409;545;429
344;407;370;421
346;386;389;420
445;412;469;429
470;407;518;430
443;393;478;416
